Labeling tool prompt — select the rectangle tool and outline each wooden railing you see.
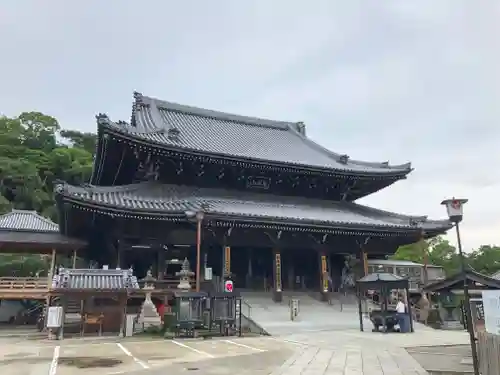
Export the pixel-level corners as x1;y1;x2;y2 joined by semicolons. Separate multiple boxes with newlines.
0;277;50;290
478;331;500;375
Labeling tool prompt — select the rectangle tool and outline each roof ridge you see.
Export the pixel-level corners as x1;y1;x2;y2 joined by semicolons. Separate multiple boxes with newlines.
55;181;151;195
137;92;294;130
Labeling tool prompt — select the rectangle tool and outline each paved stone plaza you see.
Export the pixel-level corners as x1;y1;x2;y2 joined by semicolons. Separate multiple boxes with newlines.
0;336;294;375
0;327;471;375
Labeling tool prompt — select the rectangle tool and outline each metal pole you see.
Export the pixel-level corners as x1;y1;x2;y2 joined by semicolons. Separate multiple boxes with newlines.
195;218;202;292
455;222;479;375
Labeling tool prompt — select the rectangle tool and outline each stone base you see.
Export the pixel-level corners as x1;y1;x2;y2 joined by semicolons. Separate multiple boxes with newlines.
272;290;282;302
142;318;162;330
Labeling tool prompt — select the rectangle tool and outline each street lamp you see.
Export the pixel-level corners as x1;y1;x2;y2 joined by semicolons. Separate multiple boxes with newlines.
441;198;479;375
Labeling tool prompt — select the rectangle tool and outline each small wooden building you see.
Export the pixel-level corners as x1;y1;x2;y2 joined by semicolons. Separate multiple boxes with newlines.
50;267;140;337
0;209;85;301
424;270;500;332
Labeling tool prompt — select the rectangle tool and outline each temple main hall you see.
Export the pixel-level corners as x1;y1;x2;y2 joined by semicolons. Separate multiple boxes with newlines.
54;92;451;300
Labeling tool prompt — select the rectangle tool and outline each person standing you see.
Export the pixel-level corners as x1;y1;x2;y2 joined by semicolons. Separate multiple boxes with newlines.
396;295;408;332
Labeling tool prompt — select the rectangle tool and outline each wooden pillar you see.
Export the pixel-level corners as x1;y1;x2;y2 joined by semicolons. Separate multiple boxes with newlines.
287;257;294;291
119;295;126;337
46;248;57;330
405;288;414;332
319;252;329;301
195;216;202;292
72;250;77;269
157;248;165;280
361;250;368;277
245;248;253;288
272;250;282;302
48;249;56;281
201;248;207;281
116;245;122;269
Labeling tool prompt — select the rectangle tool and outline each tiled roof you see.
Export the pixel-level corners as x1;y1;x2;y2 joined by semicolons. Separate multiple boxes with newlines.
56;182;451;233
98;93;412;176
368;259;444;267
369;259;422;267
359;273;407;283
0;210;59;232
52;268;139;290
424;269;500;292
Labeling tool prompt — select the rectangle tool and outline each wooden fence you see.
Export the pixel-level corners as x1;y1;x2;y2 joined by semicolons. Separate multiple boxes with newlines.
0;277;49;290
478;331;500;375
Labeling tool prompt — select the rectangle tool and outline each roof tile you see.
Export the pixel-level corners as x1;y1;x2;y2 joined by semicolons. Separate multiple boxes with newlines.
0;210;59;232
53;268;139;290
56;182;451;232
101;93;412;176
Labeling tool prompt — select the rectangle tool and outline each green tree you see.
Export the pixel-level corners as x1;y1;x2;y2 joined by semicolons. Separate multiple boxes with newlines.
427;237;461;275
391;239;427;263
0;254;50;277
392;236;461;275
18;111;60;151
467;245;500;275
0;111;97;275
60;130;97;154
0;112;95;220
0;194;11;214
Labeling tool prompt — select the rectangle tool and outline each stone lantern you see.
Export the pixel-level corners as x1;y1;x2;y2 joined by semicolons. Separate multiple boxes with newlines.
137;268;161;329
176;258;194;290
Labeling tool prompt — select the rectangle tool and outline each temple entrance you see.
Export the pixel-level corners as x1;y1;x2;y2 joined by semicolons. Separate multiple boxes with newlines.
281;249;318;291
230;247;273;290
330;254;346;292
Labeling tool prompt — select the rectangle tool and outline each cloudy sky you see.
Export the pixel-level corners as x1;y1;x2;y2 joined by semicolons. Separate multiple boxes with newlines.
1;1;499;251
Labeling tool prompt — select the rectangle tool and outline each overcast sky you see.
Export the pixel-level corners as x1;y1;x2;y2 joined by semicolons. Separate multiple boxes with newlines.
1;1;499;251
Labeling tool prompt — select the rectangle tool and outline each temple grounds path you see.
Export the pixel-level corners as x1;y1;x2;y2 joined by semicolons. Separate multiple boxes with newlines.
0;327;471;375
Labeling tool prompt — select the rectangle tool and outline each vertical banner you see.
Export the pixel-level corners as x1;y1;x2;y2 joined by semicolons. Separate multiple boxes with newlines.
224;246;231;277
321;255;329;292
275;252;282;292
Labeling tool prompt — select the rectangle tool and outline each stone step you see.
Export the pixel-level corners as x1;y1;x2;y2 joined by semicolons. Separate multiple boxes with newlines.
241;291;368;336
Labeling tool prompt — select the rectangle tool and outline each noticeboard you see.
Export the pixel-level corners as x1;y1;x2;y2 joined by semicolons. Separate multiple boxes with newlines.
482;290;500;335
47;306;63;328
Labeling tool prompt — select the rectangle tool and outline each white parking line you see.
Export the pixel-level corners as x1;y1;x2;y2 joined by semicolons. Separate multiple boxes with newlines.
171;340;214;358
223;339;264;352
49;345;60;375
116;343;150;369
268;337;310;346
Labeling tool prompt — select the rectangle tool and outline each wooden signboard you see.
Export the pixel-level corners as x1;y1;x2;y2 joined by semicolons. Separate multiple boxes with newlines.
321;255;329;292
224;246;231;277
275;253;282;292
